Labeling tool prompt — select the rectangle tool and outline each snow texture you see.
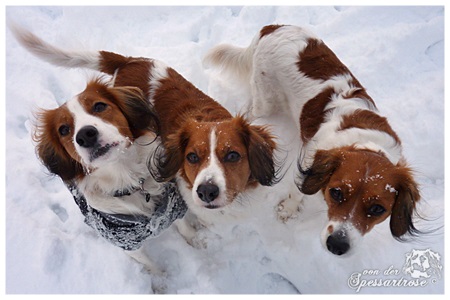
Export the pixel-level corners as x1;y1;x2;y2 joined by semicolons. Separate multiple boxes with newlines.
4;6;444;295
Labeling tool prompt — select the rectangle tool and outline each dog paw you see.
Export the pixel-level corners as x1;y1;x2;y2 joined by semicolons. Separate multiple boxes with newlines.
143;264;166;277
276;196;302;223
190;234;209;249
151;275;168;294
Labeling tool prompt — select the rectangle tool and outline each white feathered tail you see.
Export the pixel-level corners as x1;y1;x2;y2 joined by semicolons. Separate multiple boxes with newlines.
9;22;102;71
203;35;260;82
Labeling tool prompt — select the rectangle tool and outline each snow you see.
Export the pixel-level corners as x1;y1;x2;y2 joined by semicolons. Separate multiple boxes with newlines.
4;5;445;295
386;184;398;194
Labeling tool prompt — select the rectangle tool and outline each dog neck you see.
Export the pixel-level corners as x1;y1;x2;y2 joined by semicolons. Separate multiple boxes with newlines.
77;134;159;196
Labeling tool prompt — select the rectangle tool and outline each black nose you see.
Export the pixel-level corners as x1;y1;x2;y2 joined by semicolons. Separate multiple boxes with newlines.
76;126;99;148
326;232;350;256
197;183;219;203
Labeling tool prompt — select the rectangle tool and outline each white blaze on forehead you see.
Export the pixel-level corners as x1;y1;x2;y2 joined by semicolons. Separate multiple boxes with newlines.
67;97;126;137
67;97;102;131
192;128;227;204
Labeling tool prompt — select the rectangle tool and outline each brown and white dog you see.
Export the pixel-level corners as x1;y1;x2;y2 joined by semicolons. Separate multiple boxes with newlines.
11;24;279;243
204;24;421;256
11;26;162;221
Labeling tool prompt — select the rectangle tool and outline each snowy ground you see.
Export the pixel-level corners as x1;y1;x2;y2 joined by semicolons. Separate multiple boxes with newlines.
4;5;445;294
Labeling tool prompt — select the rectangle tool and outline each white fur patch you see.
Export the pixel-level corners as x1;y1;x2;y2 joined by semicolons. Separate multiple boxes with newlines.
321;220;362;255
192;129;227;207
77;132;161;216
148;59;169;104
67;98;161;216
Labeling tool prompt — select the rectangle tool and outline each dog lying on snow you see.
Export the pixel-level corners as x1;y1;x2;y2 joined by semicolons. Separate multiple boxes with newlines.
10;24;280;271
204;24;421;256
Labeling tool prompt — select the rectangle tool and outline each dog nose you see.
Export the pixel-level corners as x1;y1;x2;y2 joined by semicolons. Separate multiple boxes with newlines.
326;231;350;256
197;183;219;203
76;126;99;148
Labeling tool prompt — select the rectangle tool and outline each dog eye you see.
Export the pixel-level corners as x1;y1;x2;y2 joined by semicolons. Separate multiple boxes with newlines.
367;204;386;217
93;102;107;113
58;124;71;136
224;151;241;162
329;187;344;203
186;152;200;164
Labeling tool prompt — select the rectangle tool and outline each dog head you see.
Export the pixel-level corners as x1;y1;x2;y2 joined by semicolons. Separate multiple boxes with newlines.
34;79;159;181
299;146;420;255
155;115;277;209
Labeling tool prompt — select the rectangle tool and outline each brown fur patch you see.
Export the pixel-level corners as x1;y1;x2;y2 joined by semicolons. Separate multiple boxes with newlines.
297;38;350;81
259;24;285;39
99;51;153;98
300;87;334;143
152;67;232;139
33;103;85;181
297;38;376;108
339;109;401;144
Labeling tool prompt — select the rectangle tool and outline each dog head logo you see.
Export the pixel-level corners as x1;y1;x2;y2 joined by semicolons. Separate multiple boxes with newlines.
402;249;442;279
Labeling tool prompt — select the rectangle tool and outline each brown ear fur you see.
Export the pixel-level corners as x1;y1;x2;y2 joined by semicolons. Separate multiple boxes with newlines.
103;85;160;137
390;164;421;239
299;149;341;195
234;116;278;186
37;140;84;182
151;122;191;182
33;109;84;182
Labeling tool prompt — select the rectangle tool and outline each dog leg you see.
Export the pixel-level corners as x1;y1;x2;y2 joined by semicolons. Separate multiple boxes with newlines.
125;248;169;293
125;248;163;276
250;60;288;118
174;214;215;249
174;217;198;245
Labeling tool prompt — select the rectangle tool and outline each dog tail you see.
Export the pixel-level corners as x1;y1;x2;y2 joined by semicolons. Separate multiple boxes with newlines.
9;22;131;76
203;35;259;83
9;22;103;71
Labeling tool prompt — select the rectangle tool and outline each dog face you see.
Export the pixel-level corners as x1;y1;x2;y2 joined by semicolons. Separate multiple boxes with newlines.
158;116;277;209
300;146;420;255
34;80;159;181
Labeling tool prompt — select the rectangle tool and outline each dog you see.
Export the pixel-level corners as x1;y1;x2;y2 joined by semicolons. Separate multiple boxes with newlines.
10;24;181;275
10;24;279;250
204;24;421;256
148;64;279;236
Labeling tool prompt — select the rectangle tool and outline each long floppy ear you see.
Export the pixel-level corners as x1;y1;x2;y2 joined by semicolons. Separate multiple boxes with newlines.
235;116;278;186
299;149;341;195
390;164;421;239
150;122;191;182
36;141;84;182
33;109;84;182
107;86;161;137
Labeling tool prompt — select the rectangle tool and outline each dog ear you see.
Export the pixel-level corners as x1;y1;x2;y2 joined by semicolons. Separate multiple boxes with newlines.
299;149;341;195
390;164;421;239
108;86;161;137
33;110;84;182
151;122;191;182
37;142;84;182
235;116;278;186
